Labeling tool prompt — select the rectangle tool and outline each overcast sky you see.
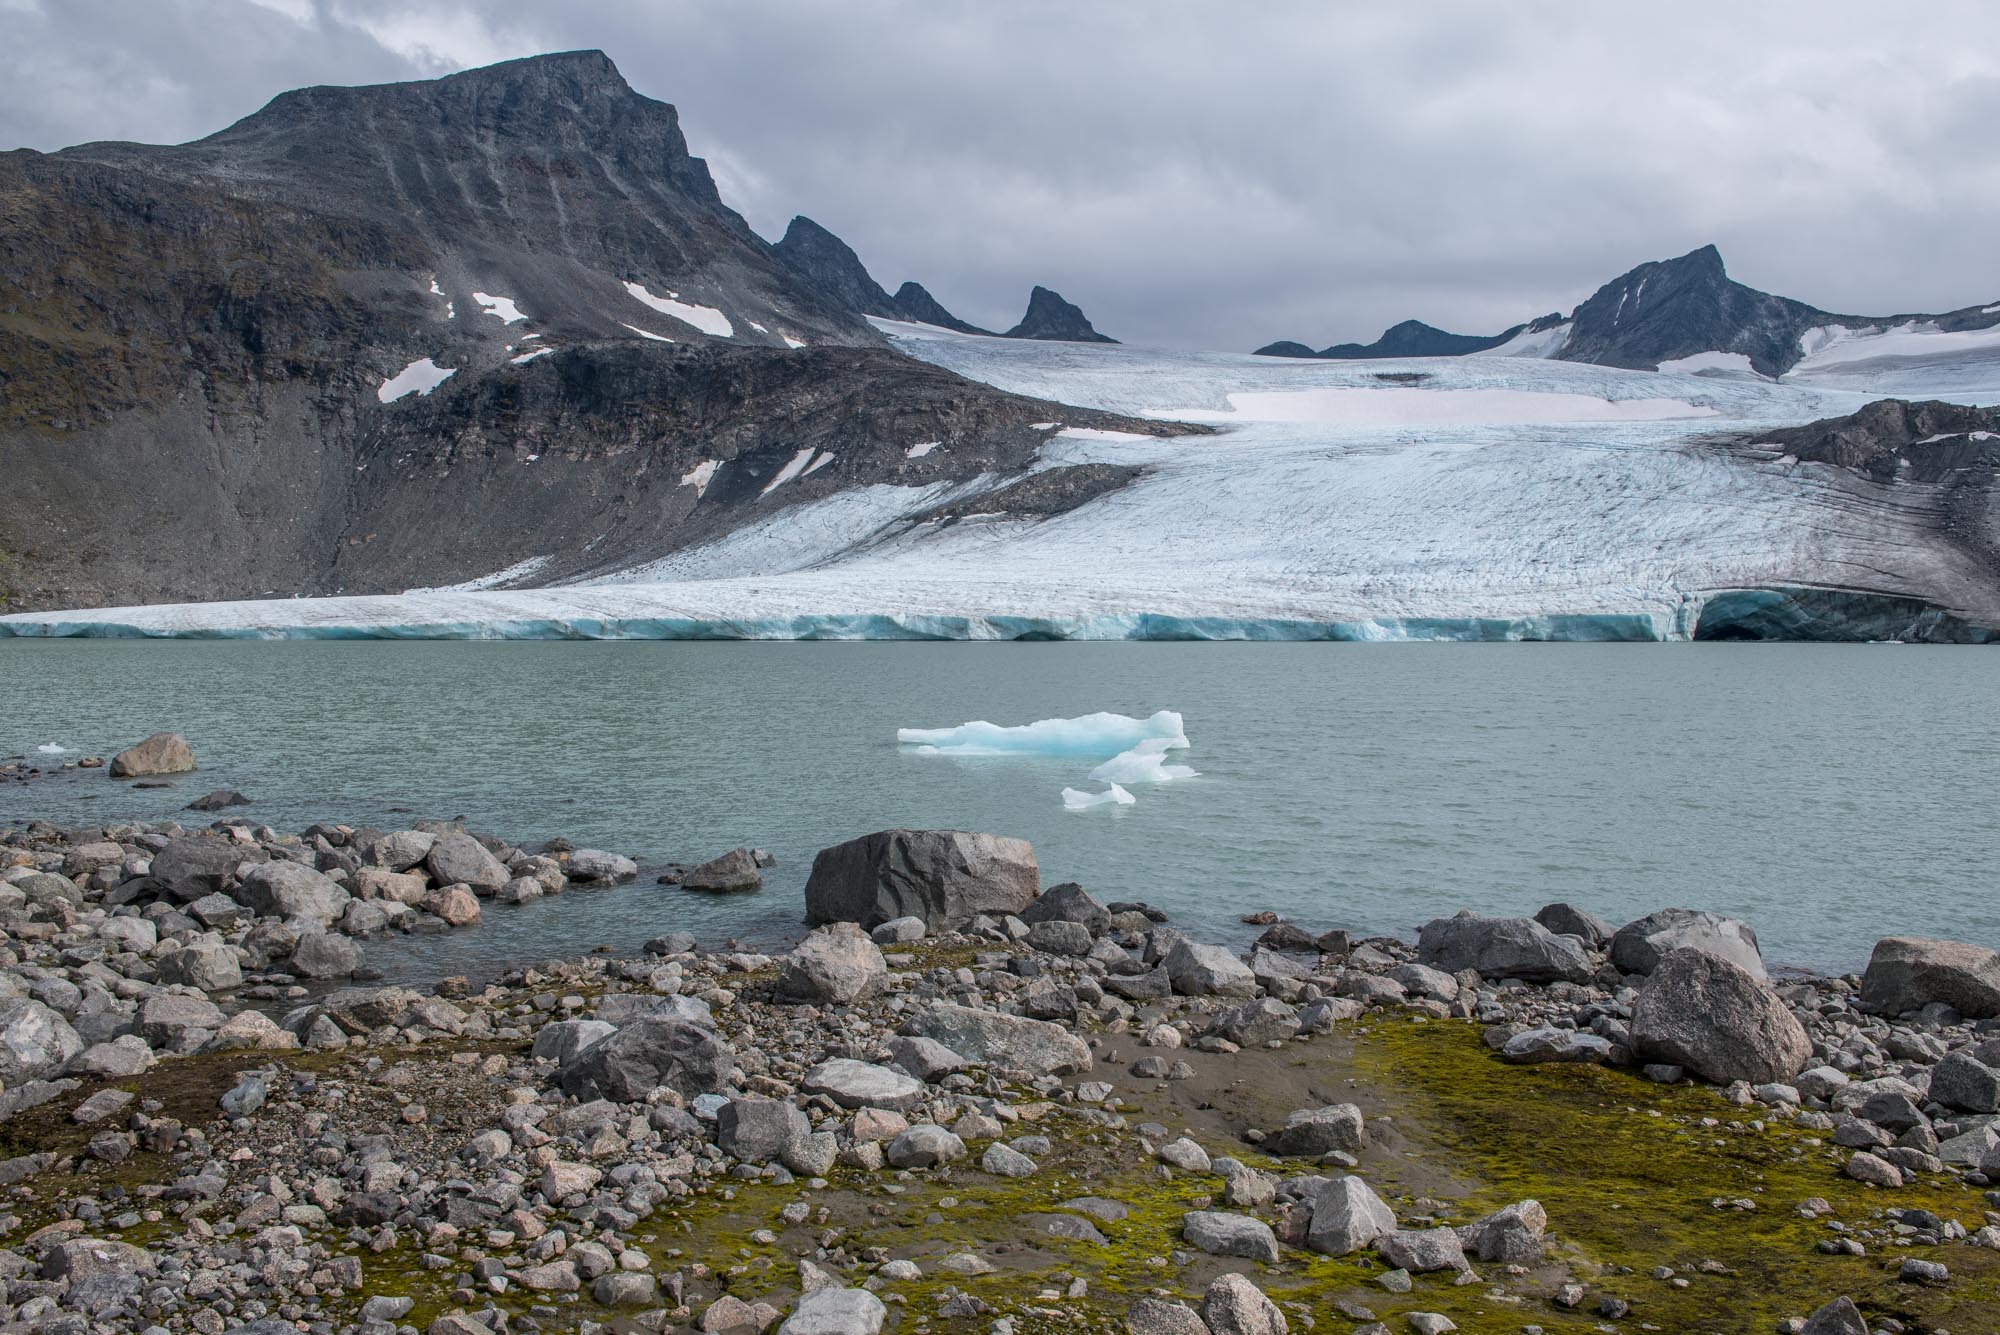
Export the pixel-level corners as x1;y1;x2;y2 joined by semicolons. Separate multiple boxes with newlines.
5;0;1999;350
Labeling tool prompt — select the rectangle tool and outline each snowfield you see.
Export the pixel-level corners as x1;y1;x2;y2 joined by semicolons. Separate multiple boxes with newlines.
8;325;2000;641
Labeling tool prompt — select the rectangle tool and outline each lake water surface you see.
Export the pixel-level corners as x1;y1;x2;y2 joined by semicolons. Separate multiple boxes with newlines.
2;641;1994;983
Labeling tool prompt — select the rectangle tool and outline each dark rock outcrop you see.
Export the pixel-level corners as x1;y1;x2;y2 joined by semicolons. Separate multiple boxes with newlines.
1318;319;1516;360
773;215;898;318
1004;286;1116;343
804;829;1039;930
890;281;992;335
1752;399;2000;483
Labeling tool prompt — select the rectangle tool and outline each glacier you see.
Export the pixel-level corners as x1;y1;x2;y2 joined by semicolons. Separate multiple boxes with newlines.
7;321;2000;642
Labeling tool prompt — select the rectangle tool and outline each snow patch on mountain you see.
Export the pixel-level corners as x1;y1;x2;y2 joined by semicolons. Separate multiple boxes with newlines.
405;555;550;594
679;460;720;496
1487;321;1572;358
377;358;455;403
1657;351;1762;378
620;323;675;343
471;291;527;324
1792;321;2000;372
623;281;733;338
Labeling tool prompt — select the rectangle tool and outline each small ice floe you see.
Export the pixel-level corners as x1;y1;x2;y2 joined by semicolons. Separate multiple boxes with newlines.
680;459;720;496
377;358;455;403
36;743;69;755
1090;736;1199;784
472;291;527;324
1062;783;1136;811
906;441;940;458
622;281;733;338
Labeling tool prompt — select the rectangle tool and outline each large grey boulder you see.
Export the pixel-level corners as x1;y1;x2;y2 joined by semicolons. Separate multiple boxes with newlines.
1163;941;1258;997
1266;1104;1367;1157
235;862;351;927
0;999;84;1084
801;1058;925;1112
155;941;242;991
1631;948;1810;1084
1200;1273;1288;1335
1415;912;1592;983
1500;1027;1612;1065
716;1098;810;1164
1181;1211;1280;1262
1799;1297;1868;1335
777;924;887;1005
1534;902;1614;947
565;849;638;884
1019;882;1111;934
135;992;224;1047
531;1019;615;1064
288;932;361;979
1377;1227;1468;1273
804;829;1037;929
679;848;763;893
558;1019;734;1103
425;833;509;893
885;1124;966;1168
1927;1046;2000;1113
1860;937;2000;1019
149;838;260;902
1305;1175;1397;1255
902;1001;1091;1076
779;1287;886;1335
1125;1298;1209;1335
109;732;195;778
1208;997;1301;1046
1610;907;1764;978
1457;1200;1547;1263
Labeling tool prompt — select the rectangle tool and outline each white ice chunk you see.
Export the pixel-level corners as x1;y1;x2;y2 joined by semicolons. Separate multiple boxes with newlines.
761;448;818;496
680;459;720;496
621;323;675;343
906;441;940;458
472;291;527;324
377;358;455;403
623;281;734;338
510;348;555;365
35;743;68;754
900;710;1188;757
1089;737;1200;784
1062;783;1136;810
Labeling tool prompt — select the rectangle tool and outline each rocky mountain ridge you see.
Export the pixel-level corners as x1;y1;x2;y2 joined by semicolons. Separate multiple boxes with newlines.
1259;245;2000;377
0;51;1164;613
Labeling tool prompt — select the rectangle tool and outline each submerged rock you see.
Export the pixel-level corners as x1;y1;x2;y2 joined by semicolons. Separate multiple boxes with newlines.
680;847;763;892
109;732;195;778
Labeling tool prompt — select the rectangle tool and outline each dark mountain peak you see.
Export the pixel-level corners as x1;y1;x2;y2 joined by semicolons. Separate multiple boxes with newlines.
891;281;992;336
1253;340;1320;359
1317;319;1512;360
773;215;896;317
1006;286;1116;343
1563;245;1826;376
222;49;637;134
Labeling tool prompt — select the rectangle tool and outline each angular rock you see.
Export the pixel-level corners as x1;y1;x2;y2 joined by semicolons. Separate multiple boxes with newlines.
531;1019;616;1064
425;833;509;892
1208;997;1301;1046
565;849;638;884
0;998;84;1084
885;1124;966;1168
1377;1227;1467;1274
109;732;195;778
1457;1200;1547;1263
1534;902;1614;947
1800;1297;1868;1335
680;848;763;893
1164;941;1258;997
779;1287;886;1335
802;1058;925;1112
558;1019;734;1103
1610;907;1764;978
235;861;351;927
1267;1104;1367;1157
1305;1175;1398;1255
1416;912;1592;983
289;931;361;979
135;992;224;1047
1860;936;2000;1019
1026;918;1093;957
1200;1273;1288;1335
1501;1027;1612;1065
1631;948;1810;1084
425;886;482;927
902;1001;1091;1075
804;829;1037;929
777;924;887;1005
1126;1298;1210;1335
717;1098;810;1164
1929;1049;2000;1113
155;941;243;991
1182;1211;1280;1262
150;838;257;901
1020;882;1111;933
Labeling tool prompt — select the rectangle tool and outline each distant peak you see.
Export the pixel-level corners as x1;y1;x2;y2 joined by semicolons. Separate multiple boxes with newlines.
1005;287;1117;343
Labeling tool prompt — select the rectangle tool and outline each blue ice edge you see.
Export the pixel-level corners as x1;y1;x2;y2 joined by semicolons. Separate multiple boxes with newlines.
1;589;1990;643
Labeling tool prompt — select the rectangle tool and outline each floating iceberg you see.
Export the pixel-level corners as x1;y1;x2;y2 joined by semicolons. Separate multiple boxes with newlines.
1090;737;1199;784
898;710;1188;757
1062;783;1136;810
35;743;68;754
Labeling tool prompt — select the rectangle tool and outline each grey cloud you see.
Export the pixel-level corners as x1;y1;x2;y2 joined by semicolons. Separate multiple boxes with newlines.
3;0;1997;349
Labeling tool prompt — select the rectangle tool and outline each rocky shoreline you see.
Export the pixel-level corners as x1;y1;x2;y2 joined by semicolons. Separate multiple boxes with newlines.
0;811;1998;1335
